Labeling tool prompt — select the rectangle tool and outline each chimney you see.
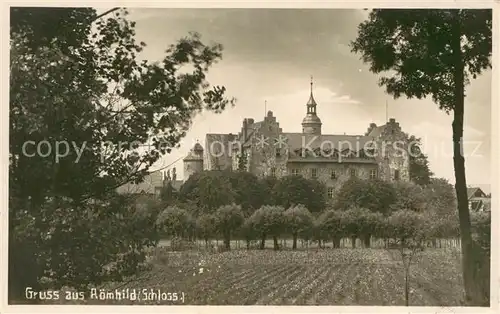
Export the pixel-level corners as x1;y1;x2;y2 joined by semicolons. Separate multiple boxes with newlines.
389;118;396;123
248;118;254;125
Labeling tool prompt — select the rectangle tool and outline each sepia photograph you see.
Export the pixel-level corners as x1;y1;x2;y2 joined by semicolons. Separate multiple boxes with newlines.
6;2;496;311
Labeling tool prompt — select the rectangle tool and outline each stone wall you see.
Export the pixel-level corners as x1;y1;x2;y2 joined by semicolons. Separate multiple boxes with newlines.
373;118;410;182
287;162;378;191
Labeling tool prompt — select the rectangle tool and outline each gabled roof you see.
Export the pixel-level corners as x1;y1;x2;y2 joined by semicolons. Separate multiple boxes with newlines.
467;187;487;199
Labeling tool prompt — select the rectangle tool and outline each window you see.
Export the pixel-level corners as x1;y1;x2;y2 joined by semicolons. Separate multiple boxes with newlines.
311;168;318;179
349;168;357;177
330;170;337;180
370;169;377;180
394;169;400;181
327;188;334;199
271;167;276;177
276;149;281;157
291;168;300;176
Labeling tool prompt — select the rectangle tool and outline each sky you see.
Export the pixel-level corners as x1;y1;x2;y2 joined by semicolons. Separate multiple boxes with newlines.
122;8;492;190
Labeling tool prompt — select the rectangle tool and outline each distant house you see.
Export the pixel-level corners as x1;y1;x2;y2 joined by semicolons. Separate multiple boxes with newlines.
467;187;491;212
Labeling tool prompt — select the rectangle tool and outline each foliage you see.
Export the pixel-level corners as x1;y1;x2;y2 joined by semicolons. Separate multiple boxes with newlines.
316;209;346;246
9;194;160;296
334;178;396;215
423;177;457;216
283;205;314;249
386;210;432;244
390;181;426;212
341;207;382;246
195;213;216;243
213;204;245;249
9;7;234;299
156;206;194;239
351;9;492;305
226;171;266;215
385;209;435;306
160;181;179;204
178;171;236;213
274;175;327;213
259;176;279;206
406;134;433;186
247;205;286;249
470;211;491;254
351;9;491;112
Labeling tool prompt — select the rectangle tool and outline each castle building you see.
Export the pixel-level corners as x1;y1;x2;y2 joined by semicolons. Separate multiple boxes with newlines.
183;80;411;199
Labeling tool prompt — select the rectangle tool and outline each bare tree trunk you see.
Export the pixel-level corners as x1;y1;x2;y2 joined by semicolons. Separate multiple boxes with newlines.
451;13;484;305
351;236;356;248
273;236;279;250
363;234;371;248
260;235;266;250
292;233;298;250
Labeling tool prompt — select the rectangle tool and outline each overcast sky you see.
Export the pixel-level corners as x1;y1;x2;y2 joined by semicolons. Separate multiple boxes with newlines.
124;8;492;189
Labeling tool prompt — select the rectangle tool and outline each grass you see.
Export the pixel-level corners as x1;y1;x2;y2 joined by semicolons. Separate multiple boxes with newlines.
52;247;464;306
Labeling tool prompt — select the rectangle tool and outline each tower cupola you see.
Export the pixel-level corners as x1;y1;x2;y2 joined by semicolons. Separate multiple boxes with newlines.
301;76;322;135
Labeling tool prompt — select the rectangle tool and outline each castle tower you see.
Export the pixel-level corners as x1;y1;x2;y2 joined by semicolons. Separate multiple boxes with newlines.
301;77;322;135
183;141;204;180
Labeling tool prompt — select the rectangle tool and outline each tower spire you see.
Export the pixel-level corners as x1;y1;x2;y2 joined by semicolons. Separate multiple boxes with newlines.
310;75;313;95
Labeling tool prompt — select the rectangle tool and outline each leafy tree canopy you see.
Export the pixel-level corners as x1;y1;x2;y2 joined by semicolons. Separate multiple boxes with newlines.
9;7;234;299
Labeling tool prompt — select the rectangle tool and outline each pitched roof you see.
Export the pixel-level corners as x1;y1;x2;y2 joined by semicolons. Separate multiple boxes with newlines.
467;187;488;199
282;133;374;151
116;171;163;195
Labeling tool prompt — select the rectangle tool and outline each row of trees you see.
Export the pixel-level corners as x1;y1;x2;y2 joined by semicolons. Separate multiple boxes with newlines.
161;169;458;219
155;203;488;252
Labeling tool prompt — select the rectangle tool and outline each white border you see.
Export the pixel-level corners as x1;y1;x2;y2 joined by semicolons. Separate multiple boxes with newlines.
1;1;499;314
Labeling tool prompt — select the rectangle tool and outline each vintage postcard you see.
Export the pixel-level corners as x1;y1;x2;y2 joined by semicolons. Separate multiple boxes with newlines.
3;1;498;313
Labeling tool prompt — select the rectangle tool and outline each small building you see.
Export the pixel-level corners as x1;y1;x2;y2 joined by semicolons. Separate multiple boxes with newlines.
467;187;491;212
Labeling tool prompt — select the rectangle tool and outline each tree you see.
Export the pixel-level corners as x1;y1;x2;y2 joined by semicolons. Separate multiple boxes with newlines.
406;134;433;186
195;214;215;249
385;210;435;306
274;175;327;213
341;207;378;248
423;177;457;217
283;205;314;250
156;206;194;242
160;181;178;204
317;210;346;248
259;176;279;206
247;205;285;250
178;171;236;214
334;178;396;215
213;204;245;250
390;181;427;212
179;170;264;216
351;9;491;305
226;170;266;215
9;7;234;301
